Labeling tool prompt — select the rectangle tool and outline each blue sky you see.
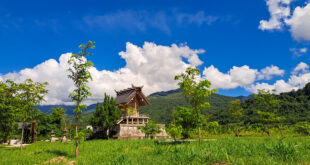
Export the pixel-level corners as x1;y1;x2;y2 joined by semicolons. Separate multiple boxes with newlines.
0;0;310;104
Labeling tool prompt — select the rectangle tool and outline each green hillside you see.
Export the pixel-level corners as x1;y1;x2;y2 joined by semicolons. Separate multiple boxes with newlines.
139;89;236;124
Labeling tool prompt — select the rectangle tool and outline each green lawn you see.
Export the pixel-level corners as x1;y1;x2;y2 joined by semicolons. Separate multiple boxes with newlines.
0;136;310;165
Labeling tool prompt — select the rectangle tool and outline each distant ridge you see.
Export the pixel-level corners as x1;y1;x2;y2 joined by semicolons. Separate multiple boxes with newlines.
36;89;247;124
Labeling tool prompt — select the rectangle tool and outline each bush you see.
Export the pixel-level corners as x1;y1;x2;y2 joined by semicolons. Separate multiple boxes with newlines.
294;122;310;135
204;121;221;134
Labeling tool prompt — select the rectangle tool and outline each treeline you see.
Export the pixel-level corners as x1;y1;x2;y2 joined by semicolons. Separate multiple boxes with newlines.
0;79;82;144
166;83;310;139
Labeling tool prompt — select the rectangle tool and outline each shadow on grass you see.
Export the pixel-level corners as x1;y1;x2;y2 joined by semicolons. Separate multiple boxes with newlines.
155;140;190;145
46;150;73;158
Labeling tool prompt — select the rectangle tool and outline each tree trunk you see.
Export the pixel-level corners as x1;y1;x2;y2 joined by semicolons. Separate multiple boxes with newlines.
75;143;79;157
277;124;283;136
198;124;201;143
31;121;36;143
267;125;271;136
107;128;110;139
3;135;8;143
235;128;240;137
20;122;24;150
75;125;78;158
195;108;201;143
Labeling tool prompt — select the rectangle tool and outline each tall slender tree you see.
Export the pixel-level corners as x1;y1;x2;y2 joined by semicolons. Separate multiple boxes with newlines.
253;89;282;136
67;41;94;157
18;79;48;150
51;107;66;129
175;67;217;142
228;99;243;137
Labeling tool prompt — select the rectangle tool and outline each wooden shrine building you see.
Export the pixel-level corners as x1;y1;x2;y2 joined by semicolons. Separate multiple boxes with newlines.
113;85;169;139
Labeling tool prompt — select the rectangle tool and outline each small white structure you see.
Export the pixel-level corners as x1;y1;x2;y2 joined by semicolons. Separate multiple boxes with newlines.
86;125;93;131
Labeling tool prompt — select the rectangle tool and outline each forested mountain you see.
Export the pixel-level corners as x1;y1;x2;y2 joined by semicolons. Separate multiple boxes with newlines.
36;104;97;115
36;89;238;124
37;83;310;126
139;89;236;124
240;83;310;125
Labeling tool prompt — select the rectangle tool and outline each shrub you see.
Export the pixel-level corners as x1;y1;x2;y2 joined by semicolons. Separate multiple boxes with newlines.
294;122;310;135
204;121;221;134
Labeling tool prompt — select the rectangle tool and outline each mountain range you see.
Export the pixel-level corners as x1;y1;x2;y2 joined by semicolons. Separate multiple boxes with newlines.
36;89;247;124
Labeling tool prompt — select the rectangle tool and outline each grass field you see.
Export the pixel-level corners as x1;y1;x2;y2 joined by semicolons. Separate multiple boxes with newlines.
0;136;310;165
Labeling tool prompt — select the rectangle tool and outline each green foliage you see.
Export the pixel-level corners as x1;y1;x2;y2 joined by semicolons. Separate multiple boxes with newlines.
0;80;20;143
294;121;310;135
18;79;49;121
90;94;121;138
173;106;198;138
67;41;94;156
139;89;236;125
74;131;86;144
228;99;243;123
139;120;162;139
167;124;182;140
204;121;221;134
249;89;282;135
51;107;66;129
175;67;217;142
67;41;94;115
228;99;244;136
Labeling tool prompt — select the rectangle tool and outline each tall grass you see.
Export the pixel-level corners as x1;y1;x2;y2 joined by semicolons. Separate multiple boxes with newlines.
0;136;309;164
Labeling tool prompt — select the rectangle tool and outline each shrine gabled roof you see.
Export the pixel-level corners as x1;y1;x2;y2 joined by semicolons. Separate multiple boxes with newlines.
115;85;150;105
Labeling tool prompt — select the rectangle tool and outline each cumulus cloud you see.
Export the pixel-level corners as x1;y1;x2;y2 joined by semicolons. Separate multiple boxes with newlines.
247;62;310;94
246;80;297;94
260;1;310;41
292;62;309;74
0;42;204;105
257;65;285;80
202;65;285;89
259;0;293;30
202;65;258;89
285;3;310;41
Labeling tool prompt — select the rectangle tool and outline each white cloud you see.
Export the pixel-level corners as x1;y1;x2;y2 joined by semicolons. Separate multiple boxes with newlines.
247;62;310;94
292;62;309;74
300;48;308;53
260;1;310;41
202;65;258;89
202;64;285;89
285;3;310;40
257;65;285;80
290;47;308;57
0;42;204;105
246;80;297;94
259;0;293;30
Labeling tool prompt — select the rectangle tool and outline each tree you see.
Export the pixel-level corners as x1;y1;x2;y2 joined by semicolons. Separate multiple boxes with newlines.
67;41;95;157
51;107;66;129
228;99;243;137
175;67;217;142
139;120;161;139
167;124;182;142
174;106;197;138
18;79;48;149
167;109;182;141
0;80;20;143
253;89;282;136
90;94;121;139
